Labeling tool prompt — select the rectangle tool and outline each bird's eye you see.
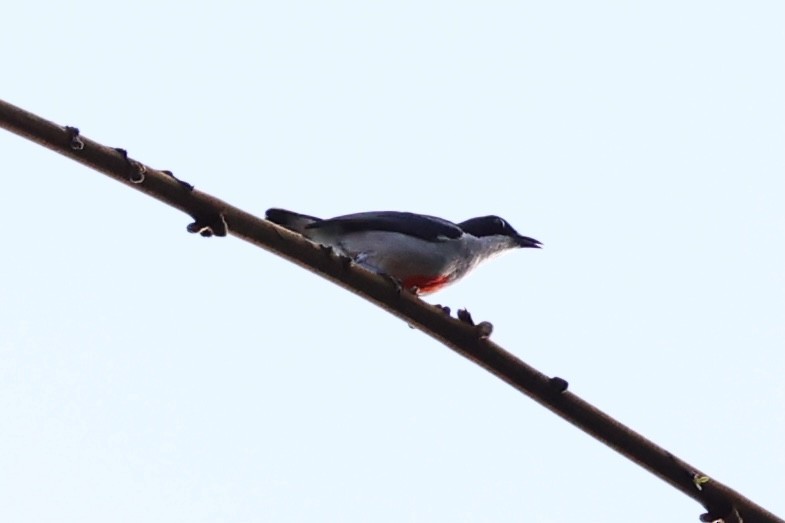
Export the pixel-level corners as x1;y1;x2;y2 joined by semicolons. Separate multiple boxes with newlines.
494;217;507;229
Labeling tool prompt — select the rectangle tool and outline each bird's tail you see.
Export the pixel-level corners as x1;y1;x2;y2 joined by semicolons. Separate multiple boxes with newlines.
265;208;321;234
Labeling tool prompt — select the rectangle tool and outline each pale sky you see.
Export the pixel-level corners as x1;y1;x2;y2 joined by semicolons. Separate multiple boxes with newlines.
1;2;783;522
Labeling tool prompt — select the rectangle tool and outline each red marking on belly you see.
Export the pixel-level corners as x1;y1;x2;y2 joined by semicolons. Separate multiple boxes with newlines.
403;274;453;295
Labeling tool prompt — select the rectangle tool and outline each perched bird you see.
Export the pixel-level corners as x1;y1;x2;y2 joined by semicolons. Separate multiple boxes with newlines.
266;208;541;295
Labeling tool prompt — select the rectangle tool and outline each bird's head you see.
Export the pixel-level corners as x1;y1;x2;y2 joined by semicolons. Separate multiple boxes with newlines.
458;215;542;249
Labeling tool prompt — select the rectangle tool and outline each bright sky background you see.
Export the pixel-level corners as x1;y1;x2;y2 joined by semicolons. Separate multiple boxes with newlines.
1;2;783;522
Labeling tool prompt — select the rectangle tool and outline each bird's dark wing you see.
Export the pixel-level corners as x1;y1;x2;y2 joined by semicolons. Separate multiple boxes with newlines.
306;211;463;241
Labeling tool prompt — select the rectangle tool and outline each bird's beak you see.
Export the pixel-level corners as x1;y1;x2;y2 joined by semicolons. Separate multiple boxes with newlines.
516;235;542;248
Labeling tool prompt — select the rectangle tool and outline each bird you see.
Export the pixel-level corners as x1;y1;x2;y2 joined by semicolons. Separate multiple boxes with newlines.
265;208;541;295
